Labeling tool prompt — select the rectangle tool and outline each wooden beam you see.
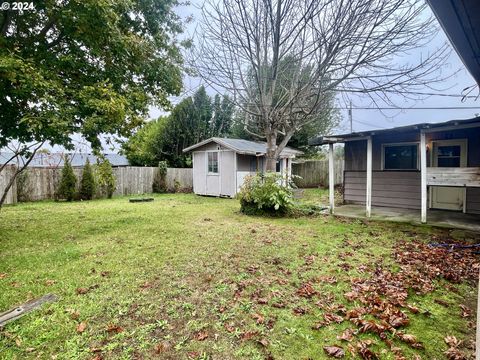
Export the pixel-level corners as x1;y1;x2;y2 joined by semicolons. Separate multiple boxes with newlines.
420;131;427;223
366;137;372;217
0;294;58;327
329;143;335;214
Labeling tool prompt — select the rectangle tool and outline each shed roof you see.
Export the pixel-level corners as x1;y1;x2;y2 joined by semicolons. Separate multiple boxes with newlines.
183;137;303;157
309;116;480;145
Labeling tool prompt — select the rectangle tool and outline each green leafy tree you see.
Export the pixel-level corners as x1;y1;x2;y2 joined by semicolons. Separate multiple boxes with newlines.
96;158;116;199
57;156;77;201
123;87;235;167
0;0;184;207
79;159;96;200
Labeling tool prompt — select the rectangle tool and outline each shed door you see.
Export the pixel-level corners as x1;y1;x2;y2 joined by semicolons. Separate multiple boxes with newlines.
193;152;207;195
431;140;467;211
220;151;235;197
206;151;220;196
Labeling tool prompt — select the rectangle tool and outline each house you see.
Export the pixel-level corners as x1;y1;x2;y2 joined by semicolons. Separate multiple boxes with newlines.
0;152;129;168
309;117;480;223
183;137;302;197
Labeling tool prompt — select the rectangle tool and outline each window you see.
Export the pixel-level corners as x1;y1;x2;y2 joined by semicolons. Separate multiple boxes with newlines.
208;152;219;173
436;145;461;167
383;144;418;170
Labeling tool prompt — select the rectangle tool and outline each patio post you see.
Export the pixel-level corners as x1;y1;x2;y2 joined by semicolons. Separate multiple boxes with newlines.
328;143;335;214
420;131;427;223
366;136;372;217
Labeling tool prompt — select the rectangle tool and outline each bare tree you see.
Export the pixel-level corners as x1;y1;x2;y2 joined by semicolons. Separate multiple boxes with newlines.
192;0;452;171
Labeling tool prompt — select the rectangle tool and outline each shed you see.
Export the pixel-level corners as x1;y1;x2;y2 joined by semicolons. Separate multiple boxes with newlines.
183;138;302;197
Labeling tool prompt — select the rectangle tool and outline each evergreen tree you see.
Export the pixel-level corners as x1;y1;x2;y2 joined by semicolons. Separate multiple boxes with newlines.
79;159;96;200
96;158;116;199
58;156;77;201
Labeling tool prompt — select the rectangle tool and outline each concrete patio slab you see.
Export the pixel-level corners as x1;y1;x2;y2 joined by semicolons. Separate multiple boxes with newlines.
330;204;480;232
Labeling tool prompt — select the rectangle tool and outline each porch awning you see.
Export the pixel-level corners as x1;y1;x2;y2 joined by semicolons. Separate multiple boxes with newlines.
309;117;480;146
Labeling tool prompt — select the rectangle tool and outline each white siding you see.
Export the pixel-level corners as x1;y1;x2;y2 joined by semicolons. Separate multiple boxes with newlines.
193;152;207;195
220;151;236;197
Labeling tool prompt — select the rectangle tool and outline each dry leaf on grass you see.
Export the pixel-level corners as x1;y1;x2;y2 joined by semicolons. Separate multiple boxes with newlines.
76;322;87;333
323;345;345;358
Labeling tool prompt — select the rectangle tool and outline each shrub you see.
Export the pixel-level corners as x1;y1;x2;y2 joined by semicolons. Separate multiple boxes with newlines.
79;159;96;200
57;156;77;201
96;158;116;198
237;173;294;216
152;161;168;193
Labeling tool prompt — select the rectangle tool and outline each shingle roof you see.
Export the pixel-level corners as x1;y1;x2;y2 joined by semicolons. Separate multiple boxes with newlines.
183;137;303;156
0;152;129;167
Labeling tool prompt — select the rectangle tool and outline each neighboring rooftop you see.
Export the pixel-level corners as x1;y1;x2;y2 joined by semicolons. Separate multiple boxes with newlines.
0;152;129;167
309;116;480;145
183;137;303;156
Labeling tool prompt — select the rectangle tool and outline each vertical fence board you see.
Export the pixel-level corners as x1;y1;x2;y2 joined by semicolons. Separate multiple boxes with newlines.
0;166;193;204
292;159;344;188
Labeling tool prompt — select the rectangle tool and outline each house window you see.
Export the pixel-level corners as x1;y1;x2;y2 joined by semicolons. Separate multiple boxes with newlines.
383;144;418;170
208;152;219;173
436;145;461;167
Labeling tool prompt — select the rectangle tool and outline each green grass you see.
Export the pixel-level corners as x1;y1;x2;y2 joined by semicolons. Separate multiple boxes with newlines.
0;194;476;359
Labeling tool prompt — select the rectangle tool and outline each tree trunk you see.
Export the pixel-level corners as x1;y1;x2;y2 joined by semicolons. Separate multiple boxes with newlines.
265;133;277;172
0;143;43;210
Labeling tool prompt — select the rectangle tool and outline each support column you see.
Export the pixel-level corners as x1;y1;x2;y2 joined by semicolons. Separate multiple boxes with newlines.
420;131;427;223
328;143;335;214
282;157;287;185
287;158;292;182
366;137;372;217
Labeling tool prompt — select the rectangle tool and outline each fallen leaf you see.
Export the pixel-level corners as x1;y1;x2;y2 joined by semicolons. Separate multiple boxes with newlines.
0;273;7;279
337;328;354;342
106;324;123;334
76;287;89;295
434;299;450;307
194;331;209;341
252;313;264;324
66;308;80;320
76;322;87;333
258;338;269;347
297;283;316;298
323;345;345;358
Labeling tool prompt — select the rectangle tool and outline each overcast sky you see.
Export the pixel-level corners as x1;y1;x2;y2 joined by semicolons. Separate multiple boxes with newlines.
51;1;480;153
149;0;480;136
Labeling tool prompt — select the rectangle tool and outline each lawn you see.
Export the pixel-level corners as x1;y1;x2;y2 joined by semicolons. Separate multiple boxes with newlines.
0;193;478;359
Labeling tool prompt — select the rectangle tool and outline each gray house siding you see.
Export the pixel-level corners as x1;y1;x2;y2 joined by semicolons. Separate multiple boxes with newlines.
343;127;480;213
344;171;421;209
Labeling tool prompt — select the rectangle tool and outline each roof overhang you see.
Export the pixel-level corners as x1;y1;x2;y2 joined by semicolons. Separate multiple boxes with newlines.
309;117;480;145
427;0;480;85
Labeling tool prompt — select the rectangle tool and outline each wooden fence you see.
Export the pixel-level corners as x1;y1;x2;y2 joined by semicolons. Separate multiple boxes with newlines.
0;166;193;205
292;159;344;188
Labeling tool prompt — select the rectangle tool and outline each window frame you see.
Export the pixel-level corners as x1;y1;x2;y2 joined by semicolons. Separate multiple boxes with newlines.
207;151;220;175
381;142;420;171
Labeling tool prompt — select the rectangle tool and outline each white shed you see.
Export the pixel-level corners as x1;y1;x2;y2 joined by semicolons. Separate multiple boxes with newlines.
183;138;303;197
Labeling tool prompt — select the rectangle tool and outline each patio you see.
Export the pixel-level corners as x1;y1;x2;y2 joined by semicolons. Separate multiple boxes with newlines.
331;204;480;232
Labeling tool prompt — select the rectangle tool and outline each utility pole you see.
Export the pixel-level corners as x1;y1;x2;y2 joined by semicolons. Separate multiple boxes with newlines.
348;100;353;133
